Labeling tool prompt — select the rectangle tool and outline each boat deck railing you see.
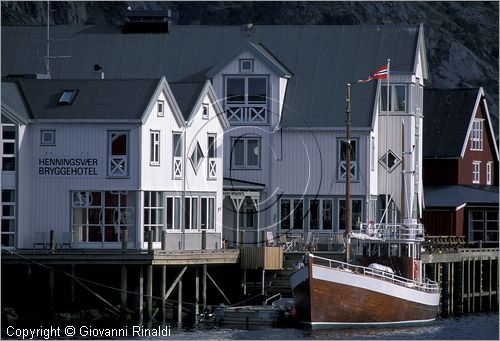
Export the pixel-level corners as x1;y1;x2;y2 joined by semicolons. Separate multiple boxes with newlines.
356;223;425;242
311;254;439;293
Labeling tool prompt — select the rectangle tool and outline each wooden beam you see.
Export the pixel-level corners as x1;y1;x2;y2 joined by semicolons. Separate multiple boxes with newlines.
146;265;153;325
164;266;187;301
178;277;183;326
120;265;127;320
202;264;207;309
195;267;199;323
72;277;120;316
206;271;231;305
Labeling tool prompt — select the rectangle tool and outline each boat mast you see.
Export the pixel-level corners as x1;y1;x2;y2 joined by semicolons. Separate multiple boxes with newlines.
345;83;352;263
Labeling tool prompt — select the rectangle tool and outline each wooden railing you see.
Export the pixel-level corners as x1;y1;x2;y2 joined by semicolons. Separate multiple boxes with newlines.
226;104;268;124
311;254;440;293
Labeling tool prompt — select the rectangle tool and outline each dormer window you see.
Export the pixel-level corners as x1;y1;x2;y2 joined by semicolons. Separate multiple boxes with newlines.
225;76;268;124
58;90;77;105
202;104;209;119
239;59;254;73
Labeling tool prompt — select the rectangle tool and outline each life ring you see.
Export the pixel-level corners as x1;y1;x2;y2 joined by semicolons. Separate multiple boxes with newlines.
413;260;419;280
367;220;375;236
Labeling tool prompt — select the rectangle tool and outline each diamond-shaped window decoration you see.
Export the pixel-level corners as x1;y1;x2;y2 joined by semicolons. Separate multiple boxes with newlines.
379;149;401;173
190;142;204;173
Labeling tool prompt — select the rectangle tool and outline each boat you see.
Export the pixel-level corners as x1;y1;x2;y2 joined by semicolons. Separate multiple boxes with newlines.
290;224;440;327
290;79;440;327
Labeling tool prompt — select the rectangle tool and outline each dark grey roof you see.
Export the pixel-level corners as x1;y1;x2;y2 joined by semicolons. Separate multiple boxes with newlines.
1;25;421;128
424;185;498;208
423;88;479;158
223;177;266;190
1;81;31;121
18;79;159;120
169;82;206;120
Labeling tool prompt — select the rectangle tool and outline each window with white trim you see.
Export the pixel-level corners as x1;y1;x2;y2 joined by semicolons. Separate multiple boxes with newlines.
225;76;268;124
470;119;483;151
309;198;333;230
1;189;15;247
207;134;217;179
40;130;55;145
231;137;260;169
144;191;164;241
486;161;493;185
163;195;215;231
202;104;209;119
108;131;128;177
172;133;183;179
150;131;160;165
279;198;304;230
157;100;164;117
72;191;135;243
380;84;407;112
1;119;16;171
239;59;254;73
338;199;363;230
338;139;358;181
472;161;481;184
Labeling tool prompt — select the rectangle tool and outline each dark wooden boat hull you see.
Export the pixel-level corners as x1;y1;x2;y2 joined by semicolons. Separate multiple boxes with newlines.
291;263;440;327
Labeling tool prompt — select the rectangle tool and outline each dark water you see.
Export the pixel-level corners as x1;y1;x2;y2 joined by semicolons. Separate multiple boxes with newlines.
162;313;499;340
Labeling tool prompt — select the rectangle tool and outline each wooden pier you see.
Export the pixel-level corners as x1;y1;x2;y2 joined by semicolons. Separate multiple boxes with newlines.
422;247;499;316
1;247;240;326
1;243;497;325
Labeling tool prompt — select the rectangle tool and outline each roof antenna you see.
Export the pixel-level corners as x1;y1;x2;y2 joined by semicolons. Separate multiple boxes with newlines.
46;0;51;78
42;0;70;79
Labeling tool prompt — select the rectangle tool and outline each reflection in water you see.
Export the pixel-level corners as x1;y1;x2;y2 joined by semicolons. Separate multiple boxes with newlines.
165;313;498;340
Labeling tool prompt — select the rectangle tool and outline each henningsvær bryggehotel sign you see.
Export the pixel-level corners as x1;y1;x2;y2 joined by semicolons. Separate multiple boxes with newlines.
37;156;99;176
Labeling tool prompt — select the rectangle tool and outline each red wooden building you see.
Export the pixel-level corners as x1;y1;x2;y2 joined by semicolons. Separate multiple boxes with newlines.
422;88;499;246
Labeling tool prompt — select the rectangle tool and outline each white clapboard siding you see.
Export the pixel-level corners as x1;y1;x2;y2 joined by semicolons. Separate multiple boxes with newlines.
22;123;140;248
272;130;369;196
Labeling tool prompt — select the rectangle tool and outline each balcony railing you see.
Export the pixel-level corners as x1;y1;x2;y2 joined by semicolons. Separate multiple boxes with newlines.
226;104;268;125
208;158;217;178
173;156;182;178
108;156;128;176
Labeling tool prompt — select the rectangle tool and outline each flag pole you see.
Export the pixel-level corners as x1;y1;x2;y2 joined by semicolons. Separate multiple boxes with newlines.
385;58;390;225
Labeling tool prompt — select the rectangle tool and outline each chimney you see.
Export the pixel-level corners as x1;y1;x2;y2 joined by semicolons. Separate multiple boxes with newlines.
122;10;172;34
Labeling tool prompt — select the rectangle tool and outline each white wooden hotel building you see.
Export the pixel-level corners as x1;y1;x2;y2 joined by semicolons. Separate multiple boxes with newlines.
1;19;428;250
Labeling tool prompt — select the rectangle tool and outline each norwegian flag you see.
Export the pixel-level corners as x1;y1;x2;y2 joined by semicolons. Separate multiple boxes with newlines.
357;64;388;83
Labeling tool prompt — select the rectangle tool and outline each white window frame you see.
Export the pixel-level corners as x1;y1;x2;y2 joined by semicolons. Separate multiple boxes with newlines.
230;137;261;169
172;132;183;179
1;121;16;172
470;119;484;151
308;198;333;230
486;161;493;185
107;131;129;177
224;75;269;125
157;100;164;117
1;189;16;247
380;84;407;112
202;104;209;119
472;161;481;184
144;191;164;242
40;130;56;145
207;134;217;179
239;59;254;73
150;130;160;165
71;191;135;243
